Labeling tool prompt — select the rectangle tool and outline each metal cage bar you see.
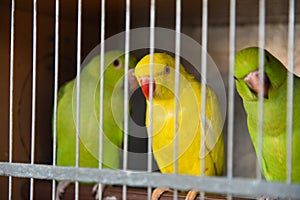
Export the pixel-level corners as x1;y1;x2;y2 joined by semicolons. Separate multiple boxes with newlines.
227;0;236;199
123;0;131;199
286;0;295;186
29;0;38;199
1;162;299;199
51;0;60;199
97;1;106;200
257;0;266;181
148;0;155;199
200;1;208;199
8;0;15;199
97;0;106;199
173;0;182;199
75;0;83;199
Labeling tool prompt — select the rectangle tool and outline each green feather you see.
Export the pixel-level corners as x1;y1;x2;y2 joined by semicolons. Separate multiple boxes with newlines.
55;50;137;169
235;47;300;183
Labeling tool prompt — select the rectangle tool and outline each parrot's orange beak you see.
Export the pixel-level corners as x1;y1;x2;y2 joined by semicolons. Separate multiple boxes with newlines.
139;76;156;99
244;69;270;99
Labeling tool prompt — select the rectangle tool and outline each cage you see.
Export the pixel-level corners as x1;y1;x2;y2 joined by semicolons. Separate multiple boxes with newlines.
0;0;300;199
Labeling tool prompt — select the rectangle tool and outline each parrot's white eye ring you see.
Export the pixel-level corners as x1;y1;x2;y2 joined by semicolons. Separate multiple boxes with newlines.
112;59;123;69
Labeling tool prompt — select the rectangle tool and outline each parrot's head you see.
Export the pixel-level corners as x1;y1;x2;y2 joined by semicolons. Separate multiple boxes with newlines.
134;53;191;100
234;47;287;101
103;50;139;93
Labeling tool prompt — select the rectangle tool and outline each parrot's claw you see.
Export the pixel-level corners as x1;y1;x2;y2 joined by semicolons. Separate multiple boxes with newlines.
56;181;71;200
185;190;199;200
152;187;172;200
92;183;106;200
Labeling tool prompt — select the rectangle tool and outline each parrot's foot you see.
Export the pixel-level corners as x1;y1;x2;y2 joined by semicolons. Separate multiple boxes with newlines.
56;181;71;200
152;187;172;200
185;190;199;200
92;183;106;200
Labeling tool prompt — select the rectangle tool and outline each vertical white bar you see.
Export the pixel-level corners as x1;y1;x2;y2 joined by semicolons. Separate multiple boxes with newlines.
98;0;105;199
75;0;82;199
286;0;295;185
200;0;208;174
173;0;181;200
227;0;236;199
52;0;59;200
30;0;38;199
257;0;265;181
8;0;15;199
200;0;208;199
148;0;155;199
52;0;60;199
122;0;130;199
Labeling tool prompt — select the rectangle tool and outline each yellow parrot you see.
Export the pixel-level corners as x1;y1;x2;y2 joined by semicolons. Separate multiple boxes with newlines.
134;53;224;200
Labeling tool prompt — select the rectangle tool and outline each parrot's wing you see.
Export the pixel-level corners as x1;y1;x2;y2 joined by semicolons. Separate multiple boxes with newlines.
200;87;223;157
204;117;218;152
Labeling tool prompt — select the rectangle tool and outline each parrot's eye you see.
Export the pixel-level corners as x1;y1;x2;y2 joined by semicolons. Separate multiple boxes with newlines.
112;59;123;69
163;66;170;75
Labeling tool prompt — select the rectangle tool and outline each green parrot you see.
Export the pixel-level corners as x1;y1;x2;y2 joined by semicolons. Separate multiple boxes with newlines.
234;47;300;183
54;50;138;199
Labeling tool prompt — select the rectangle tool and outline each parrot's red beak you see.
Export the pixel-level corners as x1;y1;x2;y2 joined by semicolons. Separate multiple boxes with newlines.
139;76;156;99
244;70;270;99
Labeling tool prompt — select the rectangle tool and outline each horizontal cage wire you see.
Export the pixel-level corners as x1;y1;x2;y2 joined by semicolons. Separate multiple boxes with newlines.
0;0;300;200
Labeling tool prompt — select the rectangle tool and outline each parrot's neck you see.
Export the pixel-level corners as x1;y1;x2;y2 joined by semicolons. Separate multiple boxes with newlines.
244;81;288;137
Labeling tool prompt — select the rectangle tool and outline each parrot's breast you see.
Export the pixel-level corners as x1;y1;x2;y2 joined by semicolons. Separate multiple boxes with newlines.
145;81;224;176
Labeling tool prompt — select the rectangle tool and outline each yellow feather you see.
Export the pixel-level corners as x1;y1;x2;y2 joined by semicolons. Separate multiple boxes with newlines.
135;53;224;176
